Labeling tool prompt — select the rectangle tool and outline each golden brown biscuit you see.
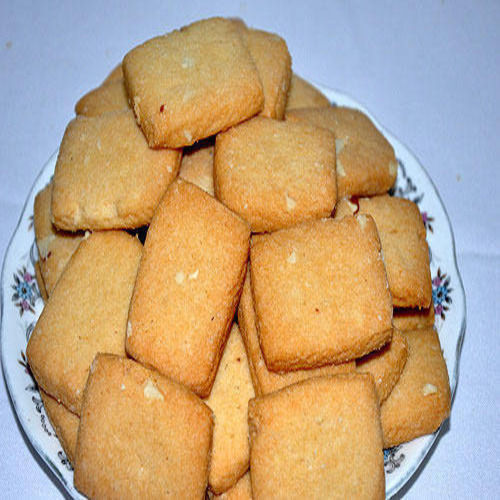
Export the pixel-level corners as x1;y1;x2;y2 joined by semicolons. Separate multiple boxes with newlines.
33;183;83;295
27;231;142;414
393;303;435;330
334;195;432;308
51;109;181;231
214;116;337;232
360;195;431;308
123;17;264;148
250;215;393;371
127;180;251;398
287;106;397;197
248;374;385;500
238;268;355;396
285;73;331;110
74;354;213;499
34;260;48;302
179;138;215;196
243;29;292;119
205;324;254;494
102;63;123;84
75;79;129;117
381;327;451;447
356;329;409;403
40;389;79;465
211;472;252;500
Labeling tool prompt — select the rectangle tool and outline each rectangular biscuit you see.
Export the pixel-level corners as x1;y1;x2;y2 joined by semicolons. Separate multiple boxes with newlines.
237;268;355;396
74;354;213;499
34;183;83;295
381;327;451;448
75;79;129;117
51;109;181;231
287;106;397;197
40;389;79;465
205;324;254;494
127;179;251;398
248;374;385;499
285;73;331;111
250;215;393;370
356;329;409;403
123;17;264;148
214;116;337;232
27;231;142;414
243;28;292;119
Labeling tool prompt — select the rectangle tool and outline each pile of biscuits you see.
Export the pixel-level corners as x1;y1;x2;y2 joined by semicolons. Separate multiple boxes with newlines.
27;17;451;499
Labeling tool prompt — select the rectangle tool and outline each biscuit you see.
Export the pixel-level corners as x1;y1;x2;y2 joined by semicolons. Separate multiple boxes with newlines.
40;389;79;465
26;231;142;414
286;106;397;197
75;79;129;117
248;374;385;499
123;17;264;148
102;63;123;84
211;472;252;500
51;109;181;231
250;215;393;370
361;195;431;307
356;329;409;403
214;116;337;232
34;260;48;302
179;138;215;196
285;73;331;110
381;327;451;447
393;303;435;330
334;195;432;308
205;324;254;494
33;183;83;295
127;179;251;398
243;29;292;119
74;354;213;499
237;268;355;396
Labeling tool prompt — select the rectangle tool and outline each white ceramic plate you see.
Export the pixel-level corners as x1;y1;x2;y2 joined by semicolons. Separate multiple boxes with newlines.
1;86;466;499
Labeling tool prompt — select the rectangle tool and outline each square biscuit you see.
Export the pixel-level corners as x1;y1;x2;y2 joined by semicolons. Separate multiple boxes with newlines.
127;179;251;398
248;374;385;500
26;231;142;414
74;354;213;499
211;472;252;500
214;116;337;232
34;183;84;295
51;109;181;231
179;138;215;196
205;324;254;494
286;106;397;197
40;389;79;465
356;329;409;403
381;327;451;448
238;268;355;396
75;79;129;117
334;195;432;308
285;73;331;111
358;195;432;308
250;215;393;370
243;29;292;119
34;260;48;302
123;17;264;148
393;303;435;330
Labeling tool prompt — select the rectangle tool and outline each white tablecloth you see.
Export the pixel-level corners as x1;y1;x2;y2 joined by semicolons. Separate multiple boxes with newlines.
1;1;498;498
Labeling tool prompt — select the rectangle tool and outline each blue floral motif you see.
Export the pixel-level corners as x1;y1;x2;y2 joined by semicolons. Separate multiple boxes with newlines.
11;266;39;316
432;268;452;319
